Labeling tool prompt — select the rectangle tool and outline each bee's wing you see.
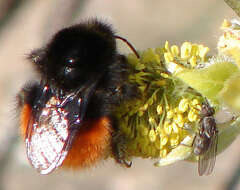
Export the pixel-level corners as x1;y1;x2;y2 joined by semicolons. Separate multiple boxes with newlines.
198;133;218;176
25;107;78;175
24;76;100;175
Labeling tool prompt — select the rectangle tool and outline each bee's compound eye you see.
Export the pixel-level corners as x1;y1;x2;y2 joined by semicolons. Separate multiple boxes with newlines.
66;58;77;67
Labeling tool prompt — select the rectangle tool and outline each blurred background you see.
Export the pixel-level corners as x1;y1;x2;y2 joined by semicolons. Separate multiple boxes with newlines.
0;0;239;189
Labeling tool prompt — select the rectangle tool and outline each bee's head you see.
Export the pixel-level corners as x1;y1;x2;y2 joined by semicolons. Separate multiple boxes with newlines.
28;20;116;91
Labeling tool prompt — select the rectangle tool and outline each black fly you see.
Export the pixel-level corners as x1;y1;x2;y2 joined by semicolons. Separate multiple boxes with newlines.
193;101;218;176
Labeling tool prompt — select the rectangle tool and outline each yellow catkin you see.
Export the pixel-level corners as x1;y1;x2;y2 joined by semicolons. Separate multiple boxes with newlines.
167;110;174;119
164;122;172;135
196;105;202;110
141;104;149;111
149;129;157;142
164;52;174;62
150;147;157;157
172;122;179;133
190;56;197;67
181;42;192;58
156;126;161;133
191;98;199;106
171;45;180;57
141;126;149;136
178;98;189;112
177;121;184;128
170;136;179;147
165;41;170;51
138;111;144;117
157;105;163;115
221;19;231;28
160;136;168;147
188;110;198;122
161;73;169;78
154;138;161;150
166;105;170;110
149;117;156;126
174;113;184;128
160;148;168;158
199;46;209;59
191;44;199;56
174;113;183;123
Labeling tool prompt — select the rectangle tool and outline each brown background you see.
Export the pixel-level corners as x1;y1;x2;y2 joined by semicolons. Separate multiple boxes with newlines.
0;1;239;190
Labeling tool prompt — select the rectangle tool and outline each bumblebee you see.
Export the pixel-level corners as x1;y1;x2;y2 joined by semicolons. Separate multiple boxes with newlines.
193;102;218;176
17;19;139;174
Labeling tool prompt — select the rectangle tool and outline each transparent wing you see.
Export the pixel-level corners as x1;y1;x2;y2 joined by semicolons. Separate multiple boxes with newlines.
24;80;97;174
25;105;77;175
198;133;218;176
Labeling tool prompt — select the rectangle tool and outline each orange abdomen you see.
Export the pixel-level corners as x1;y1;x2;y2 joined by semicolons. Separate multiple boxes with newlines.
62;117;112;169
20;104;32;139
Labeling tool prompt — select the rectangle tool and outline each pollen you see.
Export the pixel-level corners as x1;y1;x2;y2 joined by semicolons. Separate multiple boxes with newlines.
165;41;170;51
172;122;179;133
191;99;199;106
167;110;174;119
191;44;199;56
164;122;172;135
177;121;184;128
163;41;210;69
198;45;210;60
157;105;163;115
170;135;180;147
149;117;157;126
160;148;168;158
188;109;198;122
160;73;169;78
190;56;197;67
178;98;189;113
174;113;183;124
181;42;192;59
221;19;231;28
160;135;168;147
140;126;149;137
171;45;180;57
149;129;157;142
164;52;174;63
156;126;161;133
154;138;161;150
138;111;144;117
140;104;149;111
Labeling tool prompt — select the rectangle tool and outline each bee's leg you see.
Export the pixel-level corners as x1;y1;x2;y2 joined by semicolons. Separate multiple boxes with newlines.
111;132;132;168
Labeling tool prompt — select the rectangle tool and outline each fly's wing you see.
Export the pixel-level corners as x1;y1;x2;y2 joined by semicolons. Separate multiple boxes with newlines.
198;133;218;176
25;97;80;175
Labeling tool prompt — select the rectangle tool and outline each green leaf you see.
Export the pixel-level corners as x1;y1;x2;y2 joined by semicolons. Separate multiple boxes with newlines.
175;62;239;104
218;117;240;154
219;73;240;112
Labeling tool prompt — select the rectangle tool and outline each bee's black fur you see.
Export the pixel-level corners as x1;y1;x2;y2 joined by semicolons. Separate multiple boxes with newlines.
28;20;117;92
25;20;137;118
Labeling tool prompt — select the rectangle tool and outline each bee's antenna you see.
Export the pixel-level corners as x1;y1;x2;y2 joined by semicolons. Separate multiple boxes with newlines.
114;35;140;59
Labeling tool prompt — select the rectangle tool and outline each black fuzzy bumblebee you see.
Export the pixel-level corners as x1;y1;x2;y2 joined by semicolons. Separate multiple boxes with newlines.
18;19;139;174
